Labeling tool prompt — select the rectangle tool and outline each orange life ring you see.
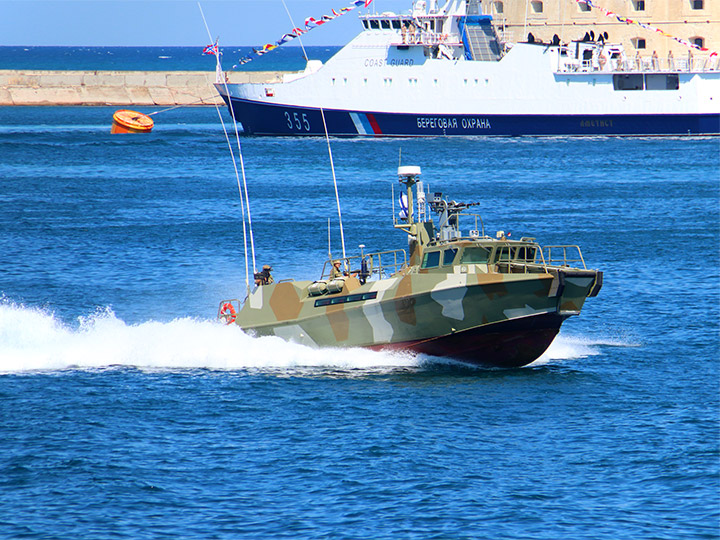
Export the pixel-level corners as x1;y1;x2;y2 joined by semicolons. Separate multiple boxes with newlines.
220;302;236;325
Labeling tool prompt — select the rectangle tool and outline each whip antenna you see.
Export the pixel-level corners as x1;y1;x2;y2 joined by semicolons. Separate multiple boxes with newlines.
280;0;347;261
198;2;258;294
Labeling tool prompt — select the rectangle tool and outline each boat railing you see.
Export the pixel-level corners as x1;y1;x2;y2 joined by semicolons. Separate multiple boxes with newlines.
542;245;587;269
556;53;720;74
390;31;462;47
321;249;408;281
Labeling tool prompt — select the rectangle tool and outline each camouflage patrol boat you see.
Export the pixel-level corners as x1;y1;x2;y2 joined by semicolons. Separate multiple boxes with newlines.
219;166;602;368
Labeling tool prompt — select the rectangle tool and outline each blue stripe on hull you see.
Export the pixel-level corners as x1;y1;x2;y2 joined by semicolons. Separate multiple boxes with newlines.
223;96;720;137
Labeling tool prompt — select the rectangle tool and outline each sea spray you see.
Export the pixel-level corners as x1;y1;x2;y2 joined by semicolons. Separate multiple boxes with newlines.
0;299;617;374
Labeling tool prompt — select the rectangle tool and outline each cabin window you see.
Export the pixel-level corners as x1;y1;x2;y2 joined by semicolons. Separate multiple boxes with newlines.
530;1;543;13
692;37;704;48
513;247;537;261
645;74;679;90
443;248;458;266
421;251;441;268
314;292;378;307
370;20;380;29
632;37;646;49
632;0;645;10
381;20;391;29
496;247;512;262
460;246;491;264
692;0;703;9
578;1;591;11
392;20;402;29
613;74;644;90
493;1;504;14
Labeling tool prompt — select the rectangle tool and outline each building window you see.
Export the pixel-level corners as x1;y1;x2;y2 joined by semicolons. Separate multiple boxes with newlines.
578;1;591;12
531;1;543;13
692;0;703;9
632;37;646;49
494;1;504;14
633;0;645;10
692;37;704;47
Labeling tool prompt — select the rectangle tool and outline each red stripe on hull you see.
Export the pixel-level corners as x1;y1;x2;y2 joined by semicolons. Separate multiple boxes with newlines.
369;313;567;368
366;113;383;135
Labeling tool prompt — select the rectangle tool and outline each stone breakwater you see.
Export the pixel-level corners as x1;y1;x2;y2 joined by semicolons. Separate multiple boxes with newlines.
0;70;288;106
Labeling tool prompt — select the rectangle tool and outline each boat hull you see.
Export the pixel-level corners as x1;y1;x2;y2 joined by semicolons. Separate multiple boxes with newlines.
232;268;599;368
368;311;567;368
221;95;720;137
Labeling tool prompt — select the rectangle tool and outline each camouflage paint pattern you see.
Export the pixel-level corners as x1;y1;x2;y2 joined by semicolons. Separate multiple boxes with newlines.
218;168;602;367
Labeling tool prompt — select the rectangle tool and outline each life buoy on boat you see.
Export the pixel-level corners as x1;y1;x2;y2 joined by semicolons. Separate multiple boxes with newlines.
220;302;237;325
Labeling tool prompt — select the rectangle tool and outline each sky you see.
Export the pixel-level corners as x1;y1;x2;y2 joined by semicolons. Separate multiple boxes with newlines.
0;0;412;46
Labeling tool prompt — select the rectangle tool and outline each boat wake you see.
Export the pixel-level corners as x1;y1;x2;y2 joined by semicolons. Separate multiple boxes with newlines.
0;300;625;374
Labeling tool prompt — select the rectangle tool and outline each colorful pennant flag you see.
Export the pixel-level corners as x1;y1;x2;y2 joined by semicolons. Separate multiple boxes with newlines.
233;0;373;68
203;42;219;56
575;0;717;56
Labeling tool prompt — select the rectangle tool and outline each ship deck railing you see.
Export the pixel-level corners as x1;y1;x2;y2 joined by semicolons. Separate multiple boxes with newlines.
556;54;720;74
495;244;588;274
320;249;408;281
540;245;588;270
390;31;463;47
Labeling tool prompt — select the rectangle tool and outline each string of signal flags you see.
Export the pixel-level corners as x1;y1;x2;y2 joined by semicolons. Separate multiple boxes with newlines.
203;0;374;68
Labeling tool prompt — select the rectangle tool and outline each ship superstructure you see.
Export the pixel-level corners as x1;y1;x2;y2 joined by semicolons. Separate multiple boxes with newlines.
216;0;719;136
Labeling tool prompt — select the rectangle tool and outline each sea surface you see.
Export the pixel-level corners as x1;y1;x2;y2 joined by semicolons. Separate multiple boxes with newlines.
0;104;719;539
0;46;340;72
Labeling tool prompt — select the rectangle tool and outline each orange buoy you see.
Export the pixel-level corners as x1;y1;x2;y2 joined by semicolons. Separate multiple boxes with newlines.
111;110;154;134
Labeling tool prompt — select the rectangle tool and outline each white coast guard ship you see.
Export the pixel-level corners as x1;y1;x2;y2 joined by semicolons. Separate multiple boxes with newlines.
216;0;720;136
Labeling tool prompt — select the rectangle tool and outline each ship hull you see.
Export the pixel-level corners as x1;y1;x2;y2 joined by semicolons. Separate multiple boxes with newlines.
232;268;600;369
369;312;566;368
221;95;720;137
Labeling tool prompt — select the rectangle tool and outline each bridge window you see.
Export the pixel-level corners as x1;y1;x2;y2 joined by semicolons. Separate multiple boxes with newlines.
381;20;391;29
460;246;491;264
531;1;543;13
392;20;402;29
513;247;537;261
421;251;441;268
443;248;458;266
370;20;380;29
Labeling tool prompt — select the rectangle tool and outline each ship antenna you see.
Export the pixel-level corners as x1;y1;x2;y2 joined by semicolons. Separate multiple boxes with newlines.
280;0;347;261
327;218;332;261
198;2;257;294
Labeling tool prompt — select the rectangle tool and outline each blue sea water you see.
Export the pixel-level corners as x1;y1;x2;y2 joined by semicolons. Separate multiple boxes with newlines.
0;104;719;539
0;46;339;72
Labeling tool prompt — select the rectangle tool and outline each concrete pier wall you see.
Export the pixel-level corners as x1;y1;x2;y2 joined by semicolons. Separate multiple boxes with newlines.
0;70;289;106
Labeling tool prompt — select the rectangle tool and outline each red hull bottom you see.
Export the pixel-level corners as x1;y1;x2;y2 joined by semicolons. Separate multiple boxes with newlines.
369;313;567;368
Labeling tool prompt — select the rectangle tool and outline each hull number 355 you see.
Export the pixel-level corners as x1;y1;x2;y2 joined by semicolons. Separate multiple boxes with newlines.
285;111;311;131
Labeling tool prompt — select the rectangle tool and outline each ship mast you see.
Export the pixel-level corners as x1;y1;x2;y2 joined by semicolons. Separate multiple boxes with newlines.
395;166;433;264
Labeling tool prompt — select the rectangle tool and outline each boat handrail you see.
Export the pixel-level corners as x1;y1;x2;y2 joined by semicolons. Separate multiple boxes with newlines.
321;249;408;280
556;53;720;74
390;32;462;47
542;245;587;269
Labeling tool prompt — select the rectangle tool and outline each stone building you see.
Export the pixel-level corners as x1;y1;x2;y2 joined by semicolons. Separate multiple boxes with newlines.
474;0;719;58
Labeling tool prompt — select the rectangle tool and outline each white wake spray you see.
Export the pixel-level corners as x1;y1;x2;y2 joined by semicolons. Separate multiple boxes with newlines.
0;299;621;374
